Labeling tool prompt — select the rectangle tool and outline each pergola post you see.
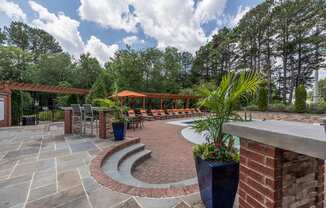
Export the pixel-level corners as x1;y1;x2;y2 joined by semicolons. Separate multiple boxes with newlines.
142;97;146;109
186;98;190;108
160;98;163;109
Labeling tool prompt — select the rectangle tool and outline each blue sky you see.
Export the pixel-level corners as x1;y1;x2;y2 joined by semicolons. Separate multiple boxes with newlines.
0;0;263;65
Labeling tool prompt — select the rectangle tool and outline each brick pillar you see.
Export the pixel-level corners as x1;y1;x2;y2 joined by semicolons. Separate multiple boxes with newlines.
239;138;324;208
99;111;107;139
0;90;12;127
64;109;72;134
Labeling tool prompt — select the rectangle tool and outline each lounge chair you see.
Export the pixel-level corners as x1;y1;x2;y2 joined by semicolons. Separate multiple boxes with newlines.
159;109;172;119
172;109;182;118
178;109;187;117
140;109;154;121
196;108;204;116
150;109;163;120
166;109;175;118
184;108;192;117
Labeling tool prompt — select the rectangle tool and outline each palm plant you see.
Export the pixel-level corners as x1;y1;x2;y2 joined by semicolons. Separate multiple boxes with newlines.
193;71;261;161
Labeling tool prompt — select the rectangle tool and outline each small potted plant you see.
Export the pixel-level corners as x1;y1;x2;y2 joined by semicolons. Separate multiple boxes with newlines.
95;89;128;140
193;72;260;208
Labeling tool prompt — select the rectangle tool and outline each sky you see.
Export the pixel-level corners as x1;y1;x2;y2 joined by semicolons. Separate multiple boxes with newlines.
0;0;263;66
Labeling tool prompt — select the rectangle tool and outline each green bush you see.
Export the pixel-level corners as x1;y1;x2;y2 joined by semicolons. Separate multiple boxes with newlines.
244;104;259;111
295;85;307;113
38;110;64;121
268;103;287;112
307;102;326;114
257;84;268;111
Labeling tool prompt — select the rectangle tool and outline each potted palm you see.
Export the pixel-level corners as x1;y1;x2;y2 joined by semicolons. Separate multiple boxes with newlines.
193;72;260;208
95;93;128;141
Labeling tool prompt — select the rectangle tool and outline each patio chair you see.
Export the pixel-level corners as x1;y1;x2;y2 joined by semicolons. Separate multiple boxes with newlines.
150;109;162;120
71;104;83;134
83;104;98;136
127;110;141;130
140;109;154;121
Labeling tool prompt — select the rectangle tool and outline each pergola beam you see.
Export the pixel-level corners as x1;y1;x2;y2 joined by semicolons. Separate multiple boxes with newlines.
0;81;89;95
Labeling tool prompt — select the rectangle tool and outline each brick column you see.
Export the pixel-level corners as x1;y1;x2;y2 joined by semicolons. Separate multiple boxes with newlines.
239;138;324;208
0;90;12;127
64;109;72;134
99;111;107;139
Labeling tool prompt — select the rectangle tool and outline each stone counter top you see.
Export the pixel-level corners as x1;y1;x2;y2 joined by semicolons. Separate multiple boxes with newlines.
223;119;326;160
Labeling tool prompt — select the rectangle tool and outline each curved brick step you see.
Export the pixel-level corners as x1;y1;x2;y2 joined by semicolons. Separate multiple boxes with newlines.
91;137;199;198
117;151;197;189
102;143;146;174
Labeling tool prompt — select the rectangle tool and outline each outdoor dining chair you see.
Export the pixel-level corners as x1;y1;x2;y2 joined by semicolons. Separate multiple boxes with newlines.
71;104;83;134
83;104;97;136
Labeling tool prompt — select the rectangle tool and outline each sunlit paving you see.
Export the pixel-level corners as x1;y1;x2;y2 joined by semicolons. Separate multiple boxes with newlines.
0;0;326;208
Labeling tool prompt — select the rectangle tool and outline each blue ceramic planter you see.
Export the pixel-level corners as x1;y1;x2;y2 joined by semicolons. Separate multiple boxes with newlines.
195;157;239;208
112;122;125;141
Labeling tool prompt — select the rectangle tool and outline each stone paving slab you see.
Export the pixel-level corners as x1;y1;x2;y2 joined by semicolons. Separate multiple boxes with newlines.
0;123;205;208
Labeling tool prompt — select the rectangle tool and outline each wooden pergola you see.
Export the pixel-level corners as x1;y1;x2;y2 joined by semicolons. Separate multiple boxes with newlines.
116;90;199;109
0;81;89;127
0;81;90;95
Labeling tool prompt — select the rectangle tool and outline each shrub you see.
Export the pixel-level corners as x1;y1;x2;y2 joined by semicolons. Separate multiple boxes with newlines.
244;104;259;111
257;83;268;111
307;102;326;114
38;110;64;121
295;85;307;113
268;103;287;112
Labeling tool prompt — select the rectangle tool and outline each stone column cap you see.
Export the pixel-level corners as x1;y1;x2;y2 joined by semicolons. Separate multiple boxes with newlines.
223;119;326;160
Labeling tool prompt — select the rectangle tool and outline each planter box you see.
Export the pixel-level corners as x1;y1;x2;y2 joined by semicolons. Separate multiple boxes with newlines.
195;157;239;208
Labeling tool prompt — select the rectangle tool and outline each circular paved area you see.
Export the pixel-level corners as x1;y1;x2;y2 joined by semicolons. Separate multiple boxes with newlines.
127;119;197;184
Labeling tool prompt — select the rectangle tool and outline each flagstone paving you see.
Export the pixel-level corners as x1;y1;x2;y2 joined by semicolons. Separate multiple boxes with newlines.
0;123;205;208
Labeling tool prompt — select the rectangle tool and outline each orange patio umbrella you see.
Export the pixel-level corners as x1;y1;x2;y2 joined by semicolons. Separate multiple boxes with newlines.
116;90;146;98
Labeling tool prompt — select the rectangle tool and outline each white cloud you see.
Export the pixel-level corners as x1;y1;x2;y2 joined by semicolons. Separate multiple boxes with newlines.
208;5;251;39
85;36;119;65
0;0;26;20
194;0;228;24
78;0;137;33
29;0;84;58
28;0;118;65
78;0;229;53
123;35;144;46
229;6;250;27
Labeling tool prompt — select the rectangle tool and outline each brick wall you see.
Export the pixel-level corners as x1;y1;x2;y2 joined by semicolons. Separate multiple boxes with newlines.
239;138;324;208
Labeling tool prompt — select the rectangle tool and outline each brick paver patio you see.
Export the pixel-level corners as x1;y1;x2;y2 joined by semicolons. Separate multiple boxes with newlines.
128;120;196;184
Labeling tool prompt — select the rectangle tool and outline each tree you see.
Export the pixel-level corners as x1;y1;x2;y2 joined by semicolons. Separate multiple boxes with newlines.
0;29;6;44
0;46;33;82
74;53;103;89
295;85;307;113
257;83;268;111
4;21;62;61
86;73;108;103
35;53;74;85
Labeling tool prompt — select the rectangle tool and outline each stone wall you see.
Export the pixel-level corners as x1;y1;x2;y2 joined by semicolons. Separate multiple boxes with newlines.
237;111;324;124
239;138;324;208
